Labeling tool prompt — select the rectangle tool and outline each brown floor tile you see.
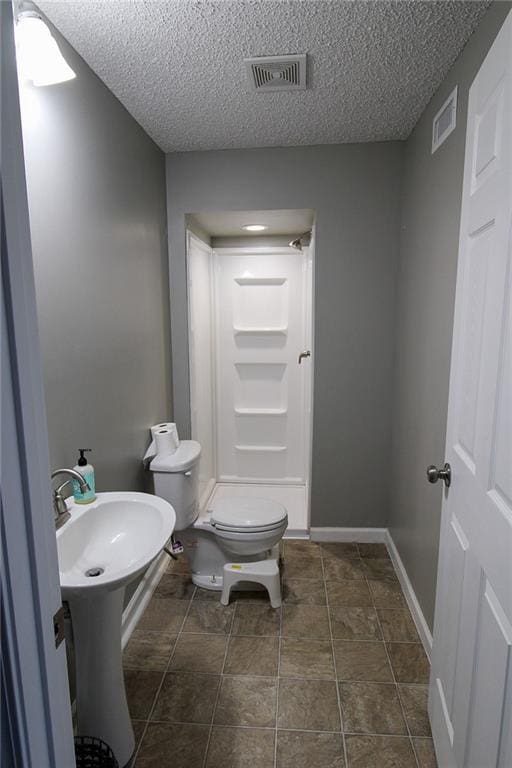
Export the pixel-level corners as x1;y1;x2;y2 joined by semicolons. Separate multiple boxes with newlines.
413;738;438;768
360;558;398;582
282;578;327;605
368;579;407;609
182;601;235;634
330;607;382;641
326;580;373;607
154;574;195;600
206;726;275;768
166;555;191;575
368;580;406;609
282;604;330;639
387;643;430;684
398;685;431;737
138;597;188;633
283;555;324;579
136;722;209;767
377;609;419;642
278;679;341;731
358;543;390;559
339;682;407;735
151;671;220;724
170;633;228;673
280;638;335;679
132;720;146;749
345;735;416;768
224;635;279;676
323;556;365;582
333;640;393;682
123;631;176;671
124;669;162;720
193;586;228;601
284;539;322;557
276;730;345;768
320;542;360;559
230;588;275;603
232;603;281;636
214;676;277;727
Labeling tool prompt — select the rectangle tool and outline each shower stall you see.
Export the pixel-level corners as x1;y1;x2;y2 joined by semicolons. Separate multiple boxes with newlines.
186;216;314;535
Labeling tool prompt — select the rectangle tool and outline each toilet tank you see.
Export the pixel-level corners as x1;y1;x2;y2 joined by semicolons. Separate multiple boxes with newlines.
149;440;201;531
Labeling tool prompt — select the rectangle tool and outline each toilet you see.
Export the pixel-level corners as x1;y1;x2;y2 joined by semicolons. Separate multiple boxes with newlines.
148;440;288;606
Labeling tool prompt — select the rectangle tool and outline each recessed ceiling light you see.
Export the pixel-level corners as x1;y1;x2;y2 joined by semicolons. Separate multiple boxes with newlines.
242;224;268;232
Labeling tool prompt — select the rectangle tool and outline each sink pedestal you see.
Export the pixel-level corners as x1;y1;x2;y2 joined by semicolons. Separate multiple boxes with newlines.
69;587;135;768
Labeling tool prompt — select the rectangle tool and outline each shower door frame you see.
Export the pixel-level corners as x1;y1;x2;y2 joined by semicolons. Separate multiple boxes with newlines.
187;237;315;529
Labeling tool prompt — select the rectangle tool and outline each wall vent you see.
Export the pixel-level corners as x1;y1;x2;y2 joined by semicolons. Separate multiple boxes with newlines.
432;86;458;153
245;54;307;92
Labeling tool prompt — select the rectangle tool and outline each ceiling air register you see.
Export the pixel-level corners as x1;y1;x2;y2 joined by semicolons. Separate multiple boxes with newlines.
245;53;307;92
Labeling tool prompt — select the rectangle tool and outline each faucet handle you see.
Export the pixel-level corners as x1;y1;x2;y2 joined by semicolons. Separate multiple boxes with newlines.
55;479;72;496
53;482;71;525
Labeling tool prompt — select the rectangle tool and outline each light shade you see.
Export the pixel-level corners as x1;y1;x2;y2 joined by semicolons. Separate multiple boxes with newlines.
15;12;76;87
242;224;268;232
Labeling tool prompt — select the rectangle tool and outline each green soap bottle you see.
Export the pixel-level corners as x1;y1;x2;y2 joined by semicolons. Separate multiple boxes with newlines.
73;448;96;503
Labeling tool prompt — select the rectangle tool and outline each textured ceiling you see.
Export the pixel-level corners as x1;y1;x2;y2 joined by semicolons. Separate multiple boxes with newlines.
190;209;315;237
39;0;491;153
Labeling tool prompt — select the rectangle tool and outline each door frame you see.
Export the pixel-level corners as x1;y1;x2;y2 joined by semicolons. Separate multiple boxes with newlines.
1;2;75;764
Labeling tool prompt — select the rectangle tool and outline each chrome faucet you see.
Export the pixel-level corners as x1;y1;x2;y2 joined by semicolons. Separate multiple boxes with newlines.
51;468;90;529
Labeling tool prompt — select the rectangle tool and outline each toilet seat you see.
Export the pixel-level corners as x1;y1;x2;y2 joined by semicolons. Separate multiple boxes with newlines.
210;497;287;533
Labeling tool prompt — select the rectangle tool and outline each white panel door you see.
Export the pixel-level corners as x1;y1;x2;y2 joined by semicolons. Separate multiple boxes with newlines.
215;248;309;483
429;12;512;768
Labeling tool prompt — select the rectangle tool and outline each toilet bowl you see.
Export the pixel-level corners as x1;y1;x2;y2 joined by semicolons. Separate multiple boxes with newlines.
182;497;288;589
147;441;288;591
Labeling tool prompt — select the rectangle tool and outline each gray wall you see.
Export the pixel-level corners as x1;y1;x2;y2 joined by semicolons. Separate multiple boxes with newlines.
167;143;403;527
20;13;172;492
390;2;511;630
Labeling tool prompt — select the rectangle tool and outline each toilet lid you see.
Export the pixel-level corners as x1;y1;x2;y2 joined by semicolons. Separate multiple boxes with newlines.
210;497;287;531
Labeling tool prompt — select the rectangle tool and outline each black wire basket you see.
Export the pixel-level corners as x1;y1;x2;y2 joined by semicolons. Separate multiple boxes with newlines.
74;736;119;768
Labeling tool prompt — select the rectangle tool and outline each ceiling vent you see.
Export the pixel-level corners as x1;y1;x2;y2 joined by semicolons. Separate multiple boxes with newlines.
432;86;458;153
245;54;307;93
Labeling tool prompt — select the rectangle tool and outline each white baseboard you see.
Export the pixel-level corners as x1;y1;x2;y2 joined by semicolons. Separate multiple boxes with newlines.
121;550;168;649
284;528;310;540
310;527;387;542
385;530;433;661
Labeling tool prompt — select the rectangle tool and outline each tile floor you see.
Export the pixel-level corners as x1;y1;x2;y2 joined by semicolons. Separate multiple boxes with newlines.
124;540;437;768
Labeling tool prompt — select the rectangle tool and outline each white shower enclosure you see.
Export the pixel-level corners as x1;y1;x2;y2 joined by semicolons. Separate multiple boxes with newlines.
187;231;314;535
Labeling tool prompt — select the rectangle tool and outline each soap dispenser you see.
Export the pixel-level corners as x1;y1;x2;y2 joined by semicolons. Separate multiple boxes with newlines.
73;448;96;504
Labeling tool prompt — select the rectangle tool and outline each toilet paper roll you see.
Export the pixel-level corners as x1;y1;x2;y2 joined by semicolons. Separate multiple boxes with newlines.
151;422;173;438
154;427;178;455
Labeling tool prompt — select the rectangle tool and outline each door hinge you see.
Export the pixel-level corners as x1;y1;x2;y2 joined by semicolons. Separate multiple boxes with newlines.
53;605;66;648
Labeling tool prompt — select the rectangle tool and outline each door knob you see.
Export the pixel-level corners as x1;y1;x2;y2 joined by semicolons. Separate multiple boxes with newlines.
426;462;451;488
298;350;311;364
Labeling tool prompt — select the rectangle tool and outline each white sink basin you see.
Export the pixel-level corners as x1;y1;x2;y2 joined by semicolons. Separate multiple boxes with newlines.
57;491;175;596
58;491;175;766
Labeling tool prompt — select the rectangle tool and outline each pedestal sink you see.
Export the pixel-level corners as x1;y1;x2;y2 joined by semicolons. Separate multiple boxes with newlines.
57;492;175;767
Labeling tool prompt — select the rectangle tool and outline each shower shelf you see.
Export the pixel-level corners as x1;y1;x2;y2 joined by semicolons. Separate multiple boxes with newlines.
234;277;286;286
235;445;287;452
235;407;287;416
233;326;288;335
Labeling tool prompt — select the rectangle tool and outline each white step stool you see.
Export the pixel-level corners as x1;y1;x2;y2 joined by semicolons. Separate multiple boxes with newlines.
220;556;282;608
